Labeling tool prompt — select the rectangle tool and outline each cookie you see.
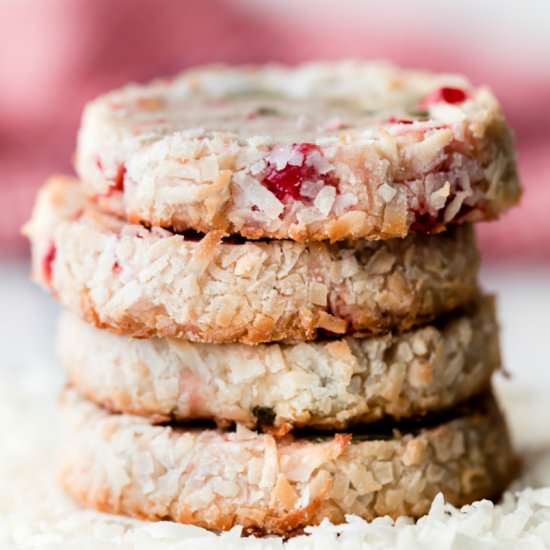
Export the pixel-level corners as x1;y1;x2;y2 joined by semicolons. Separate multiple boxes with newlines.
58;389;517;536
76;61;521;241
58;297;500;431
25;176;480;344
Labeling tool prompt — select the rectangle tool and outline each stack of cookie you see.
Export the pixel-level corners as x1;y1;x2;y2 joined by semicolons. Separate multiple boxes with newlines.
25;62;522;536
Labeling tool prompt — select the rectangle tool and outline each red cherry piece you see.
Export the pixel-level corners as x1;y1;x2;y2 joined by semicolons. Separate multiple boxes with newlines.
262;143;334;201
410;192;477;233
410;212;440;232
42;241;56;283
106;163;126;196
112;163;126;192
71;208;84;221
386;116;414;124
420;86;468;108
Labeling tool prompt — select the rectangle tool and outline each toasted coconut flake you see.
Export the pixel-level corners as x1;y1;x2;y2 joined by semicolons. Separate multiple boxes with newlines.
271;474;298;511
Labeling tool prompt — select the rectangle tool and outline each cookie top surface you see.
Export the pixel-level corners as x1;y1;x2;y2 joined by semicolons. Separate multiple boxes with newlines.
83;63;471;137
76;61;520;241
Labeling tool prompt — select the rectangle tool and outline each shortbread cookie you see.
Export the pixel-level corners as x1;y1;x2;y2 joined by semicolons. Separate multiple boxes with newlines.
58;390;517;536
76;61;521;241
58;297;500;431
25;177;480;344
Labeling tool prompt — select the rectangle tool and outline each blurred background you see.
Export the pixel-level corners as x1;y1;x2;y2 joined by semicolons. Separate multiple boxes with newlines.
0;0;549;386
1;0;550;258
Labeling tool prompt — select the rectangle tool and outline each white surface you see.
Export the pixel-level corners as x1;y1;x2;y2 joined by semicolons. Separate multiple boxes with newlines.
480;264;550;388
1;260;550;549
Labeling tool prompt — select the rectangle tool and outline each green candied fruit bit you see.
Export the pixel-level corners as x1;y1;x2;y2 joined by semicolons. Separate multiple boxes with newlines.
327;97;375;115
314;436;332;443
252;406;276;426
255;106;281;116
351;432;397;444
299;432;395;444
408;109;430;119
223;88;285;100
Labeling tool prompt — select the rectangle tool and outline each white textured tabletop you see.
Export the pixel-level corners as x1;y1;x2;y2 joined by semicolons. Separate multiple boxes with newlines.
1;260;550;549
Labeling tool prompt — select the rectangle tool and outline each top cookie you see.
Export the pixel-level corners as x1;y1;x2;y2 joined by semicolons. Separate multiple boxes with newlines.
76;61;521;241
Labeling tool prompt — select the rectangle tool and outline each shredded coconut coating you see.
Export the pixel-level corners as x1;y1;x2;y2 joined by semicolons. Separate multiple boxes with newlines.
58;390;517;536
75;61;521;241
58;297;500;431
25;177;480;344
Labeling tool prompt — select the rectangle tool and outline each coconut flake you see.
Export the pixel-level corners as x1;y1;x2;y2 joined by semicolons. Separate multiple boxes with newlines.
268;145;303;170
377;183;397;203
234;173;284;219
313;186;336;216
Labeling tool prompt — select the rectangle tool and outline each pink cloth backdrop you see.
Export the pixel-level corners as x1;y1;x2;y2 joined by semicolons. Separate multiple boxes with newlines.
1;0;549;259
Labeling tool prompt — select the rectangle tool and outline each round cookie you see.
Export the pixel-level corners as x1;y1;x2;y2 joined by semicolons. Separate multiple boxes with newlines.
58;389;517;536
76;61;521;241
25;176;480;344
58;297;500;431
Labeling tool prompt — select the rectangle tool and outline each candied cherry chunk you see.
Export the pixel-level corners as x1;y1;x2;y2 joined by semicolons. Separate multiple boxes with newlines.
411;212;440;232
111;163;126;193
262;143;334;201
42;241;56;282
410;190;477;233
96;157;126;196
386;116;414;124
420;86;468;108
103;163;126;197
